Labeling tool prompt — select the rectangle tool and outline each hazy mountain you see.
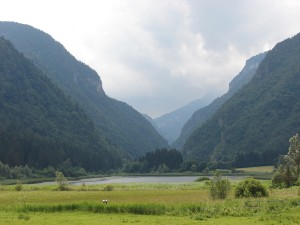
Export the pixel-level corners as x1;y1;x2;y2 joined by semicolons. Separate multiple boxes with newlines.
0;22;168;158
173;52;266;149
152;97;213;144
0;37;122;171
183;33;300;168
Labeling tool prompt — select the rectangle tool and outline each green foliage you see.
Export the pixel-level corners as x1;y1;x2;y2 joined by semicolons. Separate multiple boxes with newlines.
287;133;300;177
156;164;169;173
0;182;300;224
174;52;266;149
15;180;23;191
183;32;300;168
125;148;183;173
208;171;231;199
194;177;210;182
272;134;300;188
102;185;114;191
235;177;268;198
0;37;122;172
55;171;68;191
17;213;30;220
0;22;168;160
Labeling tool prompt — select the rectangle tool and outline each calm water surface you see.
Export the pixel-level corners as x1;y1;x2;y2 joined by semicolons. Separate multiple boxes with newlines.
67;175;245;185
70;176;200;185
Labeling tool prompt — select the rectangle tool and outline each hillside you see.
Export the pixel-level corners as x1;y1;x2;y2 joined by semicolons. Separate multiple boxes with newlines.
173;52;266;149
152;97;213;144
0;22;168;158
183;33;300;168
0;37;121;171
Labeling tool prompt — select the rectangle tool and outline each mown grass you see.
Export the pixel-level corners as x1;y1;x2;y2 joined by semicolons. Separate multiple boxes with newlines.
236;166;274;173
0;180;299;225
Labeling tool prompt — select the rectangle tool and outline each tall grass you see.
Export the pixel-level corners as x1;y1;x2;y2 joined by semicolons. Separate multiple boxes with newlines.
18;202;166;215
13;197;300;218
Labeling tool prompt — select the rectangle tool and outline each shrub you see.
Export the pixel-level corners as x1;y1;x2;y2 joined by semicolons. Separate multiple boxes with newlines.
194;177;210;182
55;171;69;191
15;180;23;191
208;171;231;199
235;177;268;198
103;185;114;191
18;213;30;220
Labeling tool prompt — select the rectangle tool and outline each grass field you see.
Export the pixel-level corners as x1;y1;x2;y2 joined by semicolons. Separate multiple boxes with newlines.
236;166;274;173
0;179;299;225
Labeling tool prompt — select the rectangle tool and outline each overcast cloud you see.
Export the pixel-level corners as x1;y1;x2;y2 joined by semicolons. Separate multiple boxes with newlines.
1;0;300;117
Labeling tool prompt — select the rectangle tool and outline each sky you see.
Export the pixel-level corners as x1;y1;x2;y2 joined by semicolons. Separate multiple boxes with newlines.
1;0;300;117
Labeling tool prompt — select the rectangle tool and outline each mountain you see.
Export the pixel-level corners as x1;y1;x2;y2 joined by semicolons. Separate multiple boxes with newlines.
182;33;300;168
152;97;213;144
0;22;168;158
0;37;121;171
173;52;266;149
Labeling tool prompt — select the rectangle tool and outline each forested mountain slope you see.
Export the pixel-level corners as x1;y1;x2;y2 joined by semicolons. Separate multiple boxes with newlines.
0;37;121;171
152;97;213;144
0;22;168;158
173;53;266;149
183;33;300;168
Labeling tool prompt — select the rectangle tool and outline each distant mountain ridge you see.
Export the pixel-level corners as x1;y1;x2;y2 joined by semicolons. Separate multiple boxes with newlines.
182;33;300;168
152;97;213;144
0;22;168;158
173;52;266;149
0;37;121;171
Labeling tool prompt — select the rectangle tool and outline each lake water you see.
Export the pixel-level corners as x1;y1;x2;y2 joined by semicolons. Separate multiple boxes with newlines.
66;175;245;185
69;176;200;185
39;175;246;186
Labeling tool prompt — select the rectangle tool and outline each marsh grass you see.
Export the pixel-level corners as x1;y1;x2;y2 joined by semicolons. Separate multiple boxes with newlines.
10;197;299;220
0;181;299;224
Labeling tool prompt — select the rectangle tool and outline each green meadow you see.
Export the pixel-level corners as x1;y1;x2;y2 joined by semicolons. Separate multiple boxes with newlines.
0;179;299;225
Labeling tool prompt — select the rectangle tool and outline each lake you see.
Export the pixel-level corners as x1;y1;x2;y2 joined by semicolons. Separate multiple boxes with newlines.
69;176;200;185
65;175;245;185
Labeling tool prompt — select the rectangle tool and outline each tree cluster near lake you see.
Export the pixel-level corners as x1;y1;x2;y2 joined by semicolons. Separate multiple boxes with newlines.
124;148;183;173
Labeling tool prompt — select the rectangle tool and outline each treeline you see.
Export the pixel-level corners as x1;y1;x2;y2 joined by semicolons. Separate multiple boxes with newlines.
0;159;88;179
124;148;183;173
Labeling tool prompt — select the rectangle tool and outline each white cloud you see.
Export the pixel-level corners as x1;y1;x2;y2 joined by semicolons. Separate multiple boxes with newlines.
1;0;300;116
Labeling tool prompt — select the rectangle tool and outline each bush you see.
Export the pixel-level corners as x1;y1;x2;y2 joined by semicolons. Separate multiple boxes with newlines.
194;177;210;182
208;171;231;199
55;171;69;191
103;185;114;191
235;177;268;198
15;180;23;191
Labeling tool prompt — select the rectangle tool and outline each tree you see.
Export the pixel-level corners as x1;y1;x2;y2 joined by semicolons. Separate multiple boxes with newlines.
157;163;169;173
55;171;68;191
272;134;300;188
208;171;231;199
287;134;300;177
